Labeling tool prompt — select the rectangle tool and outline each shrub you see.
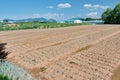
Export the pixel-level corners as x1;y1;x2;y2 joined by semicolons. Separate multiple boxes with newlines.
0;74;11;80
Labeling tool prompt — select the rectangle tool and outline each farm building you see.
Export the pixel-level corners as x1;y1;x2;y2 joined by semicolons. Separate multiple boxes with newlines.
74;20;82;23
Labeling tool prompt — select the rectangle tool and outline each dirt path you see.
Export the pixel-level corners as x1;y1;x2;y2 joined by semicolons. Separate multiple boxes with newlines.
0;25;120;80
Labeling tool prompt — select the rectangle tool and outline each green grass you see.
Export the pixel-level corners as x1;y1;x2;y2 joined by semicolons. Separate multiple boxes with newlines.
0;22;88;31
0;74;11;80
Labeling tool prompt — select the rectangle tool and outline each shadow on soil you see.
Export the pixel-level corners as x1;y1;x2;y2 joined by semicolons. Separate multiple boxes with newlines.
0;43;10;59
111;66;120;80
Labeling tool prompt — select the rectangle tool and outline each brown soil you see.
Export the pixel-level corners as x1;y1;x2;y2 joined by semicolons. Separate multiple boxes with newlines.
111;66;120;80
0;25;120;80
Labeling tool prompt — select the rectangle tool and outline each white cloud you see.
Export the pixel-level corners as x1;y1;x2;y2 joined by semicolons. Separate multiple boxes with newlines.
84;4;92;8
58;3;71;8
48;6;54;9
87;12;98;17
84;4;108;9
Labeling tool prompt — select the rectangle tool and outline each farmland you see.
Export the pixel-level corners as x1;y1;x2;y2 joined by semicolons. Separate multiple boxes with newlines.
0;25;120;80
0;22;87;31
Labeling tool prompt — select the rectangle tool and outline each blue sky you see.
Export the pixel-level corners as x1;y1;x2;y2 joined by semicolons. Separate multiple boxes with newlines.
0;0;119;20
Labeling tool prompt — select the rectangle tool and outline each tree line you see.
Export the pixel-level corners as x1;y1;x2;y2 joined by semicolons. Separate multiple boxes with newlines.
102;3;120;24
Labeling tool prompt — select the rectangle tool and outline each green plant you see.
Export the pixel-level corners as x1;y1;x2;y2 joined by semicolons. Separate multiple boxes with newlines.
0;22;88;31
0;59;36;80
0;74;11;80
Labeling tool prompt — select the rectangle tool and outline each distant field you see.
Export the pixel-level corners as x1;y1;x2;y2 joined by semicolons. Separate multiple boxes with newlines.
0;25;120;80
0;22;88;31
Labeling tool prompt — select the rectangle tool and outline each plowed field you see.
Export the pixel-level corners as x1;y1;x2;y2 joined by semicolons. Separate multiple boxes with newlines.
0;25;120;80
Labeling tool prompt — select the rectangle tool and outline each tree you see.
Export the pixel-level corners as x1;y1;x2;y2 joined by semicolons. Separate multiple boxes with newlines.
102;8;112;24
85;17;93;21
102;3;120;24
3;19;8;23
113;3;120;24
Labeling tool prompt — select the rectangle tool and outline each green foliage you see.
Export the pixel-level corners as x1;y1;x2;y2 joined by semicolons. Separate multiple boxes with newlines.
102;8;112;23
0;22;87;31
0;74;11;80
0;59;36;80
85;17;101;21
102;3;120;24
3;19;8;23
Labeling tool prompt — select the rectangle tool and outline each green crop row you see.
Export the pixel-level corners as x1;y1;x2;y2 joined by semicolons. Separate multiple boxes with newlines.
0;22;88;31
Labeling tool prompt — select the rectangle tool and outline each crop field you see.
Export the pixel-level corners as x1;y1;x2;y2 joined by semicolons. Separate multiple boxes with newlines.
0;25;120;80
0;22;87;31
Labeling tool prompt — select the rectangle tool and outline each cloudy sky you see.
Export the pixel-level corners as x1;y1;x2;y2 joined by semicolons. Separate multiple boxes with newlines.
0;0;119;20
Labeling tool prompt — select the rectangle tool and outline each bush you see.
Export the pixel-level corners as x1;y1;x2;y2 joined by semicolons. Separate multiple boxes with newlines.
0;74;11;80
